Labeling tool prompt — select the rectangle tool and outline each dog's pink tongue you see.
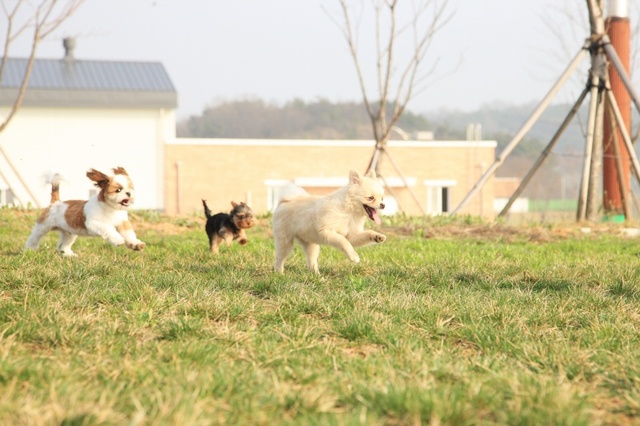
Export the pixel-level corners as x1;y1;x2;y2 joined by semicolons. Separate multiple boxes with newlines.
372;209;381;225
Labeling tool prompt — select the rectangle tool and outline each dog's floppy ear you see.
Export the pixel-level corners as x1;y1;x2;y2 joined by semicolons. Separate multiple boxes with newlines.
349;170;363;185
86;169;111;189
112;167;128;176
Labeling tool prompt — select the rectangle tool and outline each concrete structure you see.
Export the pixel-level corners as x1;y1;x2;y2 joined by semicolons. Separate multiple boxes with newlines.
0;39;177;209
165;138;498;218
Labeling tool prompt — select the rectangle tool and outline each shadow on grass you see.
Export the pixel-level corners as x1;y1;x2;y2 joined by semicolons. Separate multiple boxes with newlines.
607;281;640;301
454;272;574;293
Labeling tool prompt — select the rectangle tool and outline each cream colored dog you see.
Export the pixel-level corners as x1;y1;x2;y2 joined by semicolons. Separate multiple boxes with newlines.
273;169;386;273
25;167;145;257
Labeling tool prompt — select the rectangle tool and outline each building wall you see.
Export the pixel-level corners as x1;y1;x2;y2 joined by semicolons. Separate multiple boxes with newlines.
165;138;497;218
0;107;175;209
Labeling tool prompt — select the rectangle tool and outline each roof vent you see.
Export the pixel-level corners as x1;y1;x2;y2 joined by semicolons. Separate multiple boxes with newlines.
63;37;75;61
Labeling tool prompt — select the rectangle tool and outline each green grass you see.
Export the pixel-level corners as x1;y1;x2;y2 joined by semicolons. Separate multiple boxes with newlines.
529;199;578;212
2;208;640;425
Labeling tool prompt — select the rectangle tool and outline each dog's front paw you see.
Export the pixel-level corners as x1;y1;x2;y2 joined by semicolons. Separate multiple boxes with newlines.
127;241;146;251
372;233;386;243
348;252;360;263
110;236;126;246
238;238;248;245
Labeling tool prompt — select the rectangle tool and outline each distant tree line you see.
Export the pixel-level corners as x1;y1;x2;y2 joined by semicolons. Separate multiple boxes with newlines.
176;98;554;151
177;98;436;140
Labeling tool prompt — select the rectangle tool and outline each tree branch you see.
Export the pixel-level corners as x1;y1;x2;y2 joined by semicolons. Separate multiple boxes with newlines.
328;0;451;149
1;0;84;133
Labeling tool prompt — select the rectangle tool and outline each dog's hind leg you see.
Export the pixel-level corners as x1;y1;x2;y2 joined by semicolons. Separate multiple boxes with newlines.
211;234;223;254
299;240;320;273
205;227;215;252
274;236;294;273
57;231;78;257
24;224;49;251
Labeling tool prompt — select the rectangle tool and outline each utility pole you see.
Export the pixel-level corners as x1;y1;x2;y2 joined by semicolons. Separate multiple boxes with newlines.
602;0;631;221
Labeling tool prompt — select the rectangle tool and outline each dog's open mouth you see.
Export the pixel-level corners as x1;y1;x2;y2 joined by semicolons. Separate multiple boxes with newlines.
120;199;131;207
364;205;381;225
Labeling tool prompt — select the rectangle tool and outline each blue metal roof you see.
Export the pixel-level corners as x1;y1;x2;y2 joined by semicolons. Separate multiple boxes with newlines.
1;57;175;92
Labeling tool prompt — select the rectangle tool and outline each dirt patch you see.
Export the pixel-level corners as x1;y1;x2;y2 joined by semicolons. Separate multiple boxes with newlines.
132;220;196;236
385;221;634;243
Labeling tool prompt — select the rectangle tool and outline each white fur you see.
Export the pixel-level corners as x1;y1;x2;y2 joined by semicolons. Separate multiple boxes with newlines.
273;169;386;273
25;168;145;257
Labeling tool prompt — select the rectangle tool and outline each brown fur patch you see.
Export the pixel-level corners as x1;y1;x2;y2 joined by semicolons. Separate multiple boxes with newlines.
113;167;134;189
113;167;128;176
50;184;60;204
37;207;51;224
116;221;133;232
86;169;111;202
64;201;87;230
106;181;124;197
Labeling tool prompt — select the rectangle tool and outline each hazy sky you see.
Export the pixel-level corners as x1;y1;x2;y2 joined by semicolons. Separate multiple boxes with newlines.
5;0;634;119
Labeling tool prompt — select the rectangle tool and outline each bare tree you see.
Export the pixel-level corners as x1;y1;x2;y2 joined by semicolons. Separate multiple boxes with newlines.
0;0;84;206
328;1;450;170
326;0;451;213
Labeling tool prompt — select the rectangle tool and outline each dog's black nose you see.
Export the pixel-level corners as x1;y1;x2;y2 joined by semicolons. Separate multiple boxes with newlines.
126;192;132;197
380;203;385;209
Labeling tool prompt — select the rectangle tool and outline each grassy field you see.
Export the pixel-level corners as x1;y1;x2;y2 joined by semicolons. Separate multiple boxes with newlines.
2;208;640;425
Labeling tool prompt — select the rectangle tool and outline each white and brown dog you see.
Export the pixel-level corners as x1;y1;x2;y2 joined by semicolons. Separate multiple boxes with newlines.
25;167;145;257
273;169;386;273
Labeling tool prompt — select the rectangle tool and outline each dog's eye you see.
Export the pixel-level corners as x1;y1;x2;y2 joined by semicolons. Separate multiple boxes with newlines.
368;196;375;201
115;188;122;193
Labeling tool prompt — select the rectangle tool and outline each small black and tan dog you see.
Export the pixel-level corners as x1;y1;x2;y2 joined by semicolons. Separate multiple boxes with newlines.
202;199;255;253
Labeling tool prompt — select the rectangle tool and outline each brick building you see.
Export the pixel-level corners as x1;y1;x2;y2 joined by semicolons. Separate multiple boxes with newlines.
165;138;498;218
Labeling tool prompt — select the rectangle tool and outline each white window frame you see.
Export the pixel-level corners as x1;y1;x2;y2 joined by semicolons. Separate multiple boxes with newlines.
424;179;457;215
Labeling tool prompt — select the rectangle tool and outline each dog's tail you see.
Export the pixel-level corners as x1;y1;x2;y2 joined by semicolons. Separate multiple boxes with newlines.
202;199;213;219
275;182;309;206
44;172;63;205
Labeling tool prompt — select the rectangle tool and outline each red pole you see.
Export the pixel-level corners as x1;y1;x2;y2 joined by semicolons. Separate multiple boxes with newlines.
603;0;631;217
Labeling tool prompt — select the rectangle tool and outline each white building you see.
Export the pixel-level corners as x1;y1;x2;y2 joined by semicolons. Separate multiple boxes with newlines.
0;39;177;209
